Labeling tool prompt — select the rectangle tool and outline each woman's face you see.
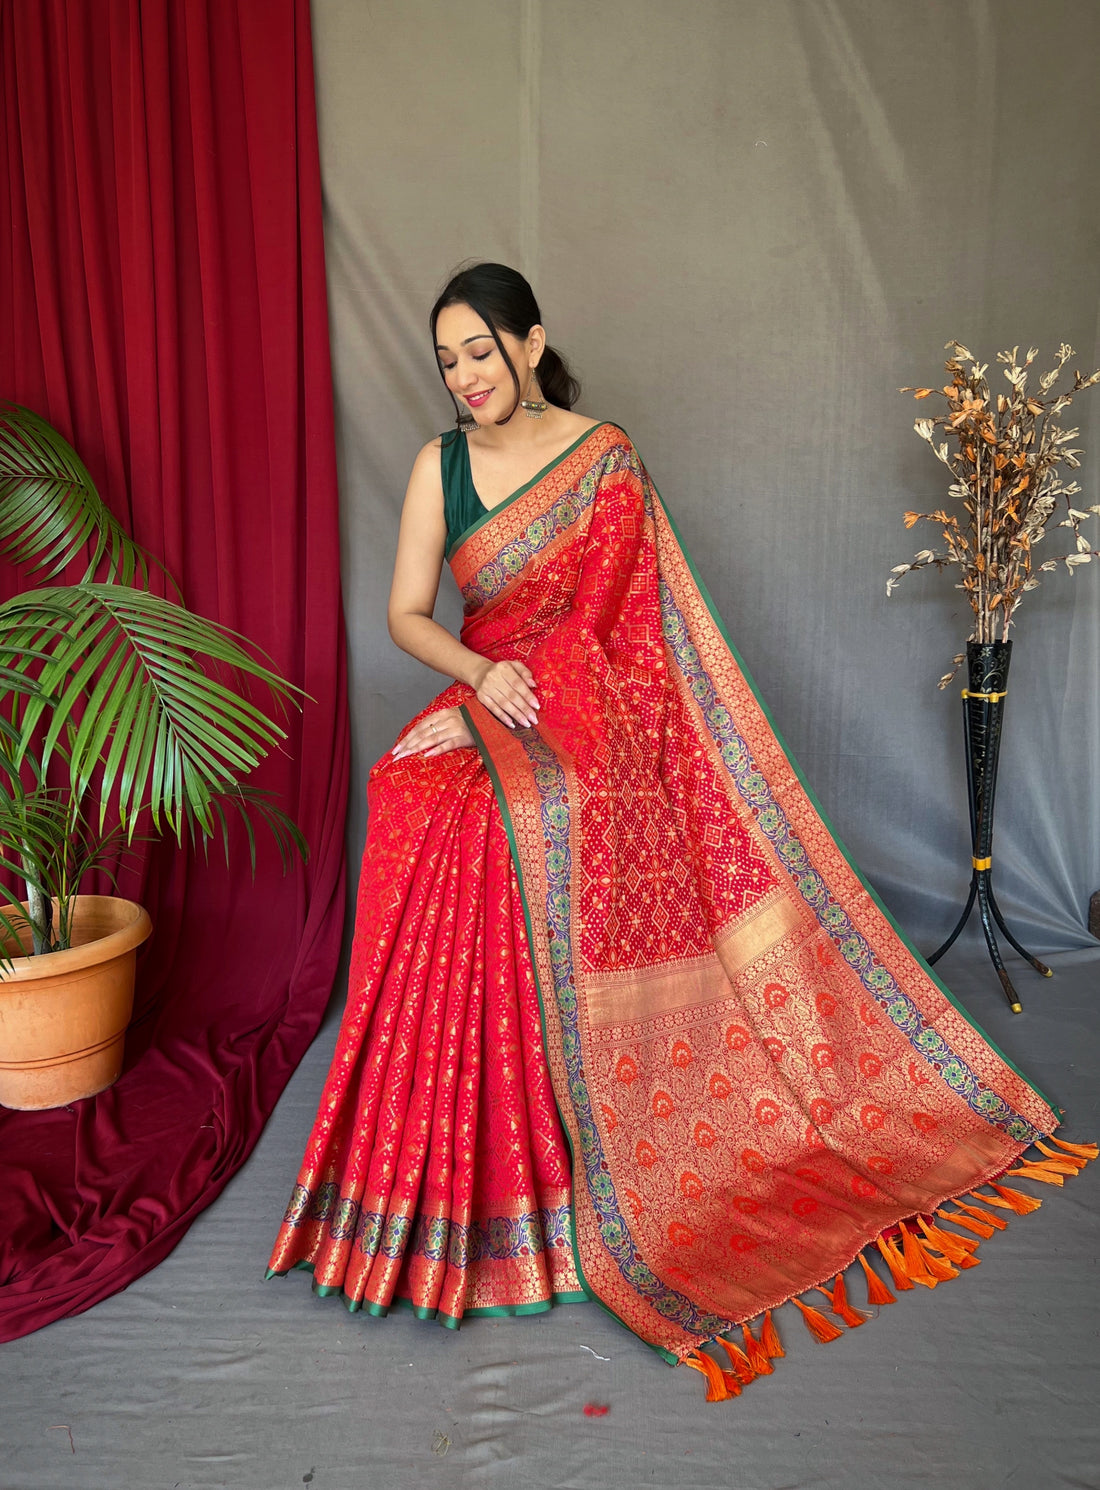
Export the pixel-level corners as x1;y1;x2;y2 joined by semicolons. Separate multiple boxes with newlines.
434;302;542;427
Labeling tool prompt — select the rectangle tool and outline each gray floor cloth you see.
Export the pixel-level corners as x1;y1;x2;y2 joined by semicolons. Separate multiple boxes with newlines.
2;945;1097;1490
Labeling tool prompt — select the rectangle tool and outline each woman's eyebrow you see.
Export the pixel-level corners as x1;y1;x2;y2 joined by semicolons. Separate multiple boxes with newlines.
435;334;494;351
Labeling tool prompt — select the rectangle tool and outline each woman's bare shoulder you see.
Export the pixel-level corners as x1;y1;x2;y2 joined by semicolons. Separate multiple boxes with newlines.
410;435;444;474
563;411;633;444
402;437;445;509
559;409;604;438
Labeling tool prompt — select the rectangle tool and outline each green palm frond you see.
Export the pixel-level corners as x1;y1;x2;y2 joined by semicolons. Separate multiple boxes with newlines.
0;403;150;585
0;407;309;965
0;904;34;968
0;714;43;784
0;661;49;693
198;783;310;876
0;584;307;841
0;784;145;966
0;784;70;898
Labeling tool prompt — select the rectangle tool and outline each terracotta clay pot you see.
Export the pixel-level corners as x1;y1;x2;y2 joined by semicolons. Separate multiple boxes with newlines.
0;895;152;1110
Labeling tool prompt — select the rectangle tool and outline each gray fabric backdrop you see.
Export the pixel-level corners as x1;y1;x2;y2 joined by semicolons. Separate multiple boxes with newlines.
315;0;1100;966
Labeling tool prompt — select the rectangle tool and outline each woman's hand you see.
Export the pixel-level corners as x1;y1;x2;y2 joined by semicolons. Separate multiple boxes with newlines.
472;658;540;729
391;706;475;759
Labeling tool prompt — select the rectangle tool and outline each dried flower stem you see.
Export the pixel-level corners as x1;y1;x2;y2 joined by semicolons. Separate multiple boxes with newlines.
889;342;1100;685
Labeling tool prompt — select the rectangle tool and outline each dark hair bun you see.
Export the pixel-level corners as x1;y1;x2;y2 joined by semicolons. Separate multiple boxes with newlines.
535;344;580;411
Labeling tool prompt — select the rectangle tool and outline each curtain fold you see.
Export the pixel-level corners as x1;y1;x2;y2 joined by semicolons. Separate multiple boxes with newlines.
0;0;349;1341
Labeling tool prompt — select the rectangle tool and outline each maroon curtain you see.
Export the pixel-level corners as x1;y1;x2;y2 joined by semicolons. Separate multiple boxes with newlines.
0;0;349;1339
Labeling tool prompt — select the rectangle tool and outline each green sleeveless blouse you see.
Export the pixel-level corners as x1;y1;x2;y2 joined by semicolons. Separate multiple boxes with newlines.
440;428;484;557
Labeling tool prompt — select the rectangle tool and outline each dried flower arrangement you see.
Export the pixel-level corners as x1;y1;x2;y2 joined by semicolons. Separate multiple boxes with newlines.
888;341;1100;686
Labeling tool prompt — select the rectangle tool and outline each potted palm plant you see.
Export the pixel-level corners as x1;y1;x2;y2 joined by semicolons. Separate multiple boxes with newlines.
0;404;306;1109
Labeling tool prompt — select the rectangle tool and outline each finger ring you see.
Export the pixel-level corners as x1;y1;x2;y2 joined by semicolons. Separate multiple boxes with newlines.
430;721;438;733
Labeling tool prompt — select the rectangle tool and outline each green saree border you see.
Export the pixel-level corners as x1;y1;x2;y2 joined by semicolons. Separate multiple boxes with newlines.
638;451;1060;1123
459;703;680;1367
446;421;609;560
270;1258;587;1328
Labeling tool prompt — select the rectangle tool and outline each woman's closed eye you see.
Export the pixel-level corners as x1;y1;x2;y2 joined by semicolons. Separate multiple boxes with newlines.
440;352;491;371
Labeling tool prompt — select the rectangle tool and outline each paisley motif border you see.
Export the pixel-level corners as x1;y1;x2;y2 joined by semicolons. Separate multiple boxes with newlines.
458;444;632;613
282;1182;573;1267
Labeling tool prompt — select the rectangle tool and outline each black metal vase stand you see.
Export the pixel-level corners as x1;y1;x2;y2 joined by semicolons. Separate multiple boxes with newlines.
927;639;1051;1013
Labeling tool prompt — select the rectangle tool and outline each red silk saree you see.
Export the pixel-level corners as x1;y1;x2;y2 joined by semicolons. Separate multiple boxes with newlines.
269;422;1088;1393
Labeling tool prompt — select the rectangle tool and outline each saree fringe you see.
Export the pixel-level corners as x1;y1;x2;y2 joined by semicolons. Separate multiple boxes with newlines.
680;1142;1095;1400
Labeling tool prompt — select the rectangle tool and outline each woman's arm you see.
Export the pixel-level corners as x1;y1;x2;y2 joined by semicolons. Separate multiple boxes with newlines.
387;440;540;728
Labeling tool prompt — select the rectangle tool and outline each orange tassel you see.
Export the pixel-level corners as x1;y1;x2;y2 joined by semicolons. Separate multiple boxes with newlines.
1004;1161;1065;1186
741;1323;774;1376
913;1230;960;1282
791;1295;844;1343
898;1221;941;1287
760;1308;786;1359
857;1248;896;1305
716;1336;756;1386
988;1184;1043;1215
965;1186;1013;1209
1050;1136;1099;1161
918;1237;959;1281
1025;1150;1081;1174
917;1215;978;1262
938;1204;995;1239
956;1196;1008;1229
915;1216;965;1262
824;1272;867;1327
938;1219;979;1253
875;1233;914;1291
683;1349;734;1401
1036;1140;1088;1171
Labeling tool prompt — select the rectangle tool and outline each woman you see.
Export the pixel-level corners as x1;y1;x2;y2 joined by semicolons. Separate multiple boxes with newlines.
268;263;1090;1399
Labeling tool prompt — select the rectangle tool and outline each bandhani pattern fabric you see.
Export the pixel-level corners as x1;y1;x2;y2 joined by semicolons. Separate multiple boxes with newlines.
266;738;583;1322
269;421;1090;1388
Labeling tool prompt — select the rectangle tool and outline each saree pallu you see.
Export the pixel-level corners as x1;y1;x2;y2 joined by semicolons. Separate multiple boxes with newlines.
270;421;1083;1384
